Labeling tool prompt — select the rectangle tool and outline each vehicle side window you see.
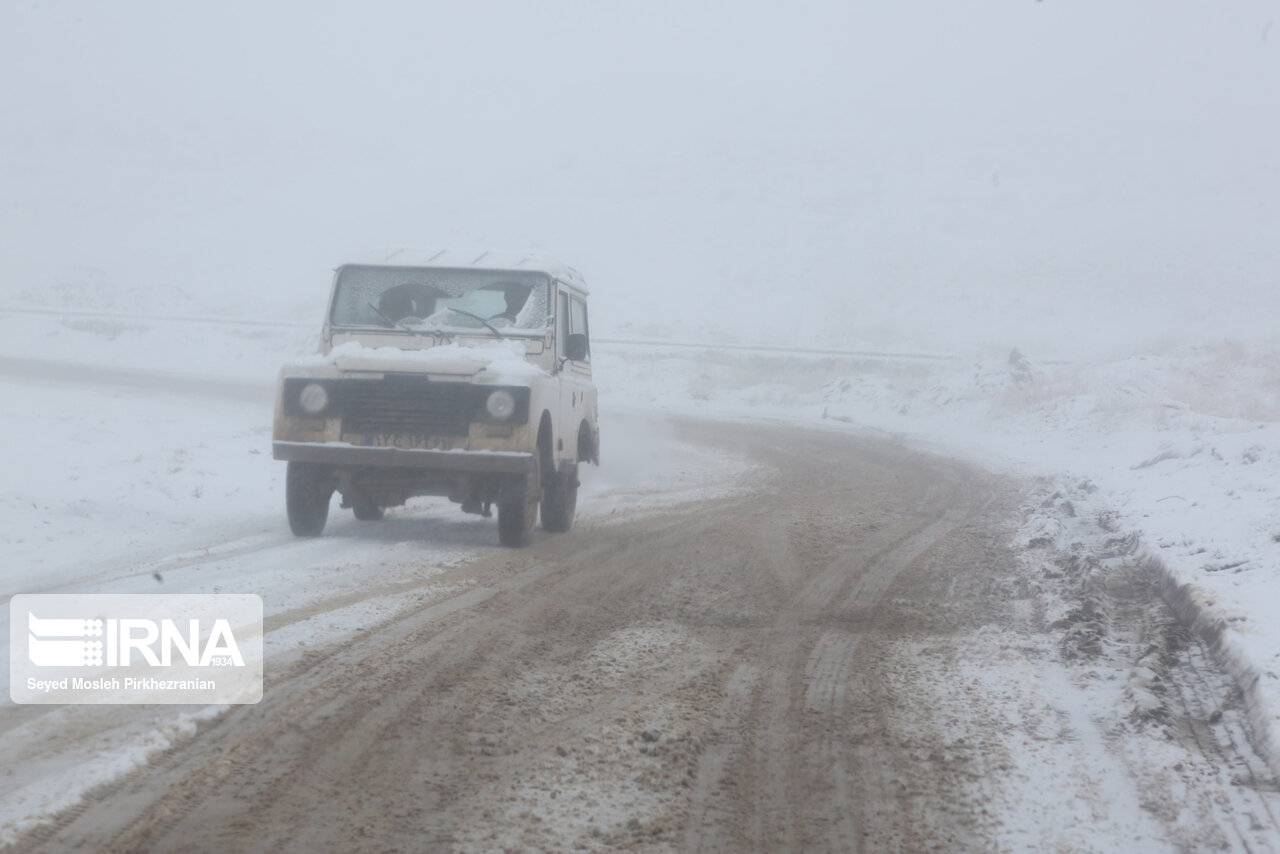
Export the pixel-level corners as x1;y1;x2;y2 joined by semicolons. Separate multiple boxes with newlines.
556;290;570;359
570;296;590;362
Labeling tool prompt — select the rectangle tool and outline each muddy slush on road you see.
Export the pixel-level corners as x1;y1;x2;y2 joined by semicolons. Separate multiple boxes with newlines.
8;418;1280;853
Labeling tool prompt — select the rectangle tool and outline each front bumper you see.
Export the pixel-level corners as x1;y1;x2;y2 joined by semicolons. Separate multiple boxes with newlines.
273;441;537;475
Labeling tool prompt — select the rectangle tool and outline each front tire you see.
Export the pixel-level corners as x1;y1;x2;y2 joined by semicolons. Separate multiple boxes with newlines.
541;464;578;533
286;462;333;537
497;475;538;547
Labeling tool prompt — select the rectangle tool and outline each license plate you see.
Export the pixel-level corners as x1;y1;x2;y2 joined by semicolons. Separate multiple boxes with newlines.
349;433;452;450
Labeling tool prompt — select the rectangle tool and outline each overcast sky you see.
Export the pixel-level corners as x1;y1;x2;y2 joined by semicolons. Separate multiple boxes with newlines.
2;1;1277;357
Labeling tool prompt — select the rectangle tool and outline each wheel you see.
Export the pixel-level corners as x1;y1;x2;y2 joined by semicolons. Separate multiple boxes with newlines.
541;464;578;533
497;475;538;547
351;499;384;521
286;462;333;537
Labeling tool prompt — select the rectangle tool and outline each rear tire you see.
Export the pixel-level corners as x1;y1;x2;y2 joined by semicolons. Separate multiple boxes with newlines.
497;475;538;547
286;462;333;537
541;464;578;533
351;500;384;521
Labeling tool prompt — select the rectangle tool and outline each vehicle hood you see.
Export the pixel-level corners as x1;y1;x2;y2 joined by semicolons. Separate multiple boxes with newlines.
295;339;545;382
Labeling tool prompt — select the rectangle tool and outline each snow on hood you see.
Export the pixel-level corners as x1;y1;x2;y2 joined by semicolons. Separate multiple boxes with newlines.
294;339;545;382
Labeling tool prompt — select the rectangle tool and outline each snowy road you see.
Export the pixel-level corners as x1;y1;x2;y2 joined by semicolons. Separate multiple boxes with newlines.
4;418;1278;852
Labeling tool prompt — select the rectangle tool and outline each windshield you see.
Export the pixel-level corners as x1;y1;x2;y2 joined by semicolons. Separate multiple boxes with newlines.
330;266;551;334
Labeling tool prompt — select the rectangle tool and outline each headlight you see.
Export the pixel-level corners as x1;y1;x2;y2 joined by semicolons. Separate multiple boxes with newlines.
298;383;329;415
485;389;517;420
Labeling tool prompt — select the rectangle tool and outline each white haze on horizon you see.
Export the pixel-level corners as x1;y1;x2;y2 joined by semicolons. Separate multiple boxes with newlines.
2;1;1277;359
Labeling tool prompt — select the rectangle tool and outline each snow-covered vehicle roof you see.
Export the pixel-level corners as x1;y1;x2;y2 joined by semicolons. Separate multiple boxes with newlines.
340;249;587;292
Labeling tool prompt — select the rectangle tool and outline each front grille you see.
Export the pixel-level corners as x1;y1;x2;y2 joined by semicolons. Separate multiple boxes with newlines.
340;376;472;436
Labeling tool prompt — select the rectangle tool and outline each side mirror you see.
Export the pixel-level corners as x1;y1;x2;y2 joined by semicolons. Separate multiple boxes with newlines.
566;333;589;362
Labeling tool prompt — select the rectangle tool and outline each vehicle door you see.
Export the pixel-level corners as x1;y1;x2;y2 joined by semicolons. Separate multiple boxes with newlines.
555;283;593;465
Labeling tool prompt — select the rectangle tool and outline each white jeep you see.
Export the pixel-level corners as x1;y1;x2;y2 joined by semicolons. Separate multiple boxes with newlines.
272;250;599;547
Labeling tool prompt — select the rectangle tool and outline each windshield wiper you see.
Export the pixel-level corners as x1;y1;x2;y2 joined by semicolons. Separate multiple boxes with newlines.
364;302;455;343
367;301;414;332
443;306;505;338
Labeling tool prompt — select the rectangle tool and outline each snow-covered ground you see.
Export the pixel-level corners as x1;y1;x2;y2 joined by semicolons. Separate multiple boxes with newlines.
596;338;1280;776
2;299;1280;842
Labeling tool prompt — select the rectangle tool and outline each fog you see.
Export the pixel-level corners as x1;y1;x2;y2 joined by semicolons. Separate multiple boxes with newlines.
3;1;1277;358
